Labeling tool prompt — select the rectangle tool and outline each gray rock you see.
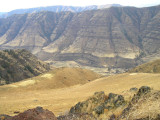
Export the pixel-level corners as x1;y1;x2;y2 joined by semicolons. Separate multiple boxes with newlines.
94;105;104;115
129;87;138;92
137;86;151;96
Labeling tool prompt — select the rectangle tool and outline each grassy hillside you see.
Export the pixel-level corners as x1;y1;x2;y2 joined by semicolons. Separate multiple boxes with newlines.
129;59;160;73
1;67;101;90
0;49;50;85
0;72;160;116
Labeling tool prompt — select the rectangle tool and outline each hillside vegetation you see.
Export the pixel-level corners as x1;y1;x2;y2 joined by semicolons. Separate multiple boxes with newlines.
129;59;160;73
0;49;50;85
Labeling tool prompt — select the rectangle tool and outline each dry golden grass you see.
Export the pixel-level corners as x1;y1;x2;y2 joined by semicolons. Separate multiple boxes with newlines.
1;67;101;90
123;90;160;120
0;71;160;117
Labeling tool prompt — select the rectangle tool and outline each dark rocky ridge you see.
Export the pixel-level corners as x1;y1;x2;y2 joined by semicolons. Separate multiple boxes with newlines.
0;49;50;85
0;5;160;70
69;91;126;119
69;86;160;120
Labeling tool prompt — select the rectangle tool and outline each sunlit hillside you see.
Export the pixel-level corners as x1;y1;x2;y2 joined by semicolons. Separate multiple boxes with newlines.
0;71;160;117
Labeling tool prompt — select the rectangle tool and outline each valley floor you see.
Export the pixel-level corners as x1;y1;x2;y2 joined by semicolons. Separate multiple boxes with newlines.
0;73;160;116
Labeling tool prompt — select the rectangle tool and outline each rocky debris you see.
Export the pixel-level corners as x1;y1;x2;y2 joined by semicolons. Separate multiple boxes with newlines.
69;91;126;118
7;107;57;120
57;113;97;120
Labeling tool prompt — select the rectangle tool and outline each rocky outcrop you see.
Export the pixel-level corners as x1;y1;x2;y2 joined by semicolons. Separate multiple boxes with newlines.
0;49;50;85
69;91;126;118
7;107;57;120
69;86;160;120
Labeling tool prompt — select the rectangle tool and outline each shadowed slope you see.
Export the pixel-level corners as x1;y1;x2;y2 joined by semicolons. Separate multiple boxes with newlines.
0;49;50;85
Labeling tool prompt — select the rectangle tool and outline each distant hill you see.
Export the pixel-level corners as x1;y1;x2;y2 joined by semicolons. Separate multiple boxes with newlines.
1;67;101;89
0;49;50;85
0;4;122;18
129;59;160;73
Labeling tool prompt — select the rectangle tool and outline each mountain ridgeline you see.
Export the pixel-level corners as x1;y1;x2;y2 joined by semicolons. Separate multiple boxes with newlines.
0;4;121;18
0;5;160;69
0;49;50;85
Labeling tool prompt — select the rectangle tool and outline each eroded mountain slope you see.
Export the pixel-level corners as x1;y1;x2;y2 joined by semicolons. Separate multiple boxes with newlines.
0;5;160;69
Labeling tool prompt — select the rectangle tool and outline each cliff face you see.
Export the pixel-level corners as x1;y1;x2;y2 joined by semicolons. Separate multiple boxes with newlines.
0;5;160;69
0;49;50;85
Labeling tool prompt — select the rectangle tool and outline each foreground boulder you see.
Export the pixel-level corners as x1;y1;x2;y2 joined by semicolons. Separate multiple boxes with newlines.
7;107;57;120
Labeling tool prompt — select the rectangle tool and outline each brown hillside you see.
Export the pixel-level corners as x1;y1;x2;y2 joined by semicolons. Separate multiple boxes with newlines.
129;59;160;73
1;67;101;90
0;49;50;85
